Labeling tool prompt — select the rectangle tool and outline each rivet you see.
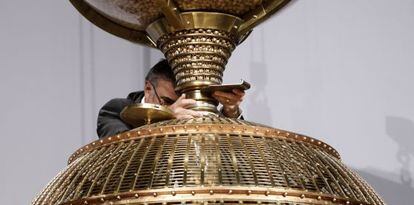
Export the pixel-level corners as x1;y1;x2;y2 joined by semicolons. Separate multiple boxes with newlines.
209;190;214;195
332;198;337;202
134;194;139;198
247;190;251;195
85;146;89;149
116;196;121;200
346;201;350;205
153;192;158;197
191;191;195;195
300;194;305;199
310;139;314;143
117;135;121;139
317;196;322;200
159;128;163;132
92;142;96;145
171;191;176;196
229;190;233;194
108;137;112;141
100;198;104;202
83;201;88;204
253;15;258;18
283;192;288;197
148;129;152;133
137;131;141;135
286;133;290;136
265;191;270;196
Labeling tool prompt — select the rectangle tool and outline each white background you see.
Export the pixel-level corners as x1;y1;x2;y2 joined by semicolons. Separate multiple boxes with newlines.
1;1;413;204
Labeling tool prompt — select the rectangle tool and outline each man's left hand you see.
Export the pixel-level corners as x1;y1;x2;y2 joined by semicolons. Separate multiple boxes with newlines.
212;89;245;118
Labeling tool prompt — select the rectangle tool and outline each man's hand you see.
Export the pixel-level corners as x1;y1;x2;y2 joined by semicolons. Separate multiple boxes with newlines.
212;89;245;118
168;94;203;119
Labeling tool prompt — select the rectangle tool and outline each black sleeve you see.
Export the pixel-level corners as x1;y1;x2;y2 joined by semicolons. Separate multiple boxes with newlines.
97;98;133;139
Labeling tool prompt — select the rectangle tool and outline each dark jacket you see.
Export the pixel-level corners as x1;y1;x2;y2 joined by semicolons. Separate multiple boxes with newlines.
97;91;144;139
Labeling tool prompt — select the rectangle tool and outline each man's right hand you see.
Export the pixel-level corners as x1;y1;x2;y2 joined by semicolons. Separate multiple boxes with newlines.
168;94;203;119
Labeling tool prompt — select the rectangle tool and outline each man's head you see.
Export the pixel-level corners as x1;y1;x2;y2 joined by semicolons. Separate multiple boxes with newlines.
144;59;178;105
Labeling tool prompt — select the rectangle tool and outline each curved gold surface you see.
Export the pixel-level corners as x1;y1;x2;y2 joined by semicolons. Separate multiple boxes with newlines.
120;103;174;127
33;117;384;205
70;0;156;46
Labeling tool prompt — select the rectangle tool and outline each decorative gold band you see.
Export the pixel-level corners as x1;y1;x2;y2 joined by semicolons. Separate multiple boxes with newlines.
68;119;340;164
61;186;364;205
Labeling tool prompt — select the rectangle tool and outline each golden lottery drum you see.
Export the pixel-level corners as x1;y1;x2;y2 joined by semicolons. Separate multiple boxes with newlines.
33;0;386;204
33;117;385;205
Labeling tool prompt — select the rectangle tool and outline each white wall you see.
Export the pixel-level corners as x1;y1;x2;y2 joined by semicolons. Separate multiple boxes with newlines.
0;0;152;204
0;0;413;204
225;1;414;204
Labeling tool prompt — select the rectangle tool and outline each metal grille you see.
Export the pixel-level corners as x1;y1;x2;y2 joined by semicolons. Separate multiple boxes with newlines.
33;117;385;205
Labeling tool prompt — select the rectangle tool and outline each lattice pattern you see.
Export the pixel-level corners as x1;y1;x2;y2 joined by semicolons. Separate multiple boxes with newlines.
33;117;385;205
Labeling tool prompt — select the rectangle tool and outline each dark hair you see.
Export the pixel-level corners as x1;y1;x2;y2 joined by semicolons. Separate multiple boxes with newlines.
145;59;176;86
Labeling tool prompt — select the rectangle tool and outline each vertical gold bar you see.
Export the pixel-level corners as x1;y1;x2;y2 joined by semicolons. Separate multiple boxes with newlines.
165;136;179;187
116;139;145;193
